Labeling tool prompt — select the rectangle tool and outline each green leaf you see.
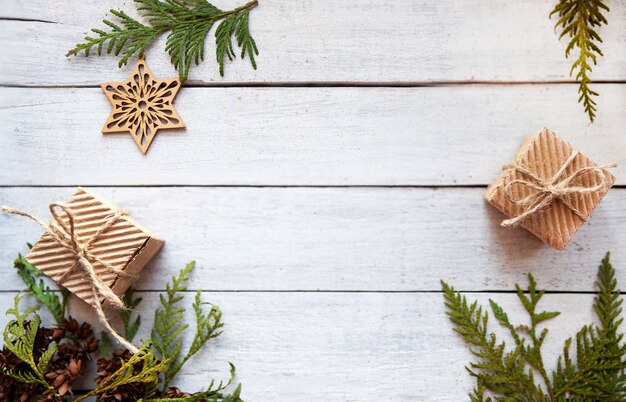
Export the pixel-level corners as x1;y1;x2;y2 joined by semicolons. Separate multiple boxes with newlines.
441;280;541;398
138;362;242;402
151;261;195;390
234;10;258;70
550;0;610;122
150;261;235;397
215;14;237;77
444;253;626;400
14;254;67;325
120;287;143;342
2;295;60;398
76;342;167;402
100;331;114;358
68;0;260;80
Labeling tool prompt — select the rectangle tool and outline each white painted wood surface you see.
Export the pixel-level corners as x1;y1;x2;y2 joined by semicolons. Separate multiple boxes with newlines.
1;85;626;186
2;0;626;85
0;187;623;292
0;291;600;401
1;0;625;400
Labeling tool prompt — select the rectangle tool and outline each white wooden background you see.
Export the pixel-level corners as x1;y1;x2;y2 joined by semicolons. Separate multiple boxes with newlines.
1;0;626;400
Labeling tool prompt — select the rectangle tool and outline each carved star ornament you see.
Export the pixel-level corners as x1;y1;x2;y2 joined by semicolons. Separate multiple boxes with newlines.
101;58;185;154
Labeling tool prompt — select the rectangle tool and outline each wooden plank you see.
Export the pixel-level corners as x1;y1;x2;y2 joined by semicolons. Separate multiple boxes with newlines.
1;187;623;292
2;0;626;85
1;85;625;186
0;290;598;400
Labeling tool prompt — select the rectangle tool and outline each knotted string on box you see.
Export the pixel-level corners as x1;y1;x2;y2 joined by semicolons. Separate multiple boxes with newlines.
501;150;616;228
2;202;139;353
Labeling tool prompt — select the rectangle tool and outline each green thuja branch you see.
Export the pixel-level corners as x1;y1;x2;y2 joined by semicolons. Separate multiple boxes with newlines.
469;378;493;402
441;281;544;399
14;254;69;326
67;0;259;80
2;295;60;401
552;253;626;399
121;287;143;342
151;261;232;395
2;251;241;400
443;252;626;400
594;253;626;397
550;0;610;122
166;290;223;383
139;364;242;402
76;342;167;402
100;287;143;357
151;261;194;389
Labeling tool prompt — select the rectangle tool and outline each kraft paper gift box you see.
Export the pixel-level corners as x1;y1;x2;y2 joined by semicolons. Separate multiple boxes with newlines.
24;187;164;307
485;128;615;250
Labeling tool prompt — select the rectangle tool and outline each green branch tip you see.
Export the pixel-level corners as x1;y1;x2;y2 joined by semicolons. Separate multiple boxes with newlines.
67;0;260;80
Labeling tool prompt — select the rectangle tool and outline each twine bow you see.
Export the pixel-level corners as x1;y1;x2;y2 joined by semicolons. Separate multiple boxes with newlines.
2;202;139;353
501;150;616;228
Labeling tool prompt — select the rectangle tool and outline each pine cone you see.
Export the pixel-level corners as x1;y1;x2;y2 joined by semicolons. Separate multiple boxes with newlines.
96;349;146;402
165;387;192;398
0;323;53;402
44;317;98;397
0;317;98;401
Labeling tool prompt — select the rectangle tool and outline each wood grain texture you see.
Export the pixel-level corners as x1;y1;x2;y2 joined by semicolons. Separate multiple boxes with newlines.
2;0;626;85
1;85;625;186
0;290;599;401
2;1;626;399
1;187;623;292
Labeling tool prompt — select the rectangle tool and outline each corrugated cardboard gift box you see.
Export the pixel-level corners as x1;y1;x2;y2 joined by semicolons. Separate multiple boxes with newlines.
25;187;164;306
485;128;615;250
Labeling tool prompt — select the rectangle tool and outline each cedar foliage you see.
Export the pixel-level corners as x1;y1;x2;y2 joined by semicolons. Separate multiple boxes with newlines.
442;253;626;401
550;0;610;122
14;255;69;326
67;0;259;80
76;343;167;402
2;254;242;401
2;296;59;399
151;261;227;393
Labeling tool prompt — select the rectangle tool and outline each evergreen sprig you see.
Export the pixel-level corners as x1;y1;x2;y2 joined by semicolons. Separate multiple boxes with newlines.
151;261;227;391
75;342;168;402
442;252;626;400
13;254;69;326
2;295;60;400
3;253;241;400
550;0;610;122
139;364;242;402
100;287;143;357
67;0;259;80
121;287;143;343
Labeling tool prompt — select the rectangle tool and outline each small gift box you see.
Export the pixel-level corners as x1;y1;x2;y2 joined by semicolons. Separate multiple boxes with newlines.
485;128;616;250
23;187;164;307
3;187;164;351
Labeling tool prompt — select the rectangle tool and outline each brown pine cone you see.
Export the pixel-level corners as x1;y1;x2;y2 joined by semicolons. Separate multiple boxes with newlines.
0;323;54;402
0;317;99;401
95;349;146;402
12;383;41;402
165;387;192;398
44;317;98;397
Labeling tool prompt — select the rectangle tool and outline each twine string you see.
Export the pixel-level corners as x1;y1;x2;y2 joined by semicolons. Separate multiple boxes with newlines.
501;150;616;227
2;203;139;353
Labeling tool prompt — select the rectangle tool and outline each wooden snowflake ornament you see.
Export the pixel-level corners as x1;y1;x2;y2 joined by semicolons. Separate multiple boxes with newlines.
101;58;185;154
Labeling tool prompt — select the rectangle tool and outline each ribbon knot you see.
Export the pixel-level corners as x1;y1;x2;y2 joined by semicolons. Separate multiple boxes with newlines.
2;202;139;353
501;150;616;228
